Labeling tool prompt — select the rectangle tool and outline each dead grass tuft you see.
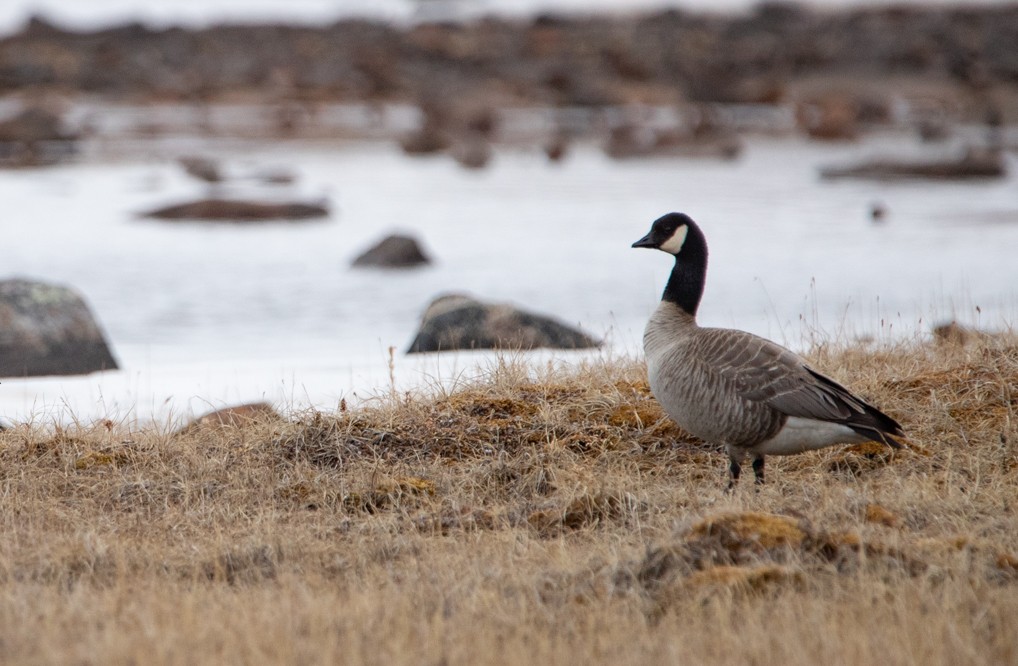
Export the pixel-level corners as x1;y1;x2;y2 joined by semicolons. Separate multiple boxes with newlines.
342;476;437;514
526;490;644;536
684;564;803;594
863;502;901;527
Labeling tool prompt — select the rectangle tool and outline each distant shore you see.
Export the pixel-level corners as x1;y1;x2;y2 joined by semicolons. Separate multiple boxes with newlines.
2;5;1016;124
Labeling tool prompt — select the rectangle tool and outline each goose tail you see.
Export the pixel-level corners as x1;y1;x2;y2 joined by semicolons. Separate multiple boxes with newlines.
847;405;905;449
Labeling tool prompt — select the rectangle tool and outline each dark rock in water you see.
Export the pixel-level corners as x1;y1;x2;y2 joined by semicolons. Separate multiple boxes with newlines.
820;148;1006;181
544;134;569;163
795;91;893;141
400;102;452;156
400;126;451;155
0;107;78;167
0;279;118;378
869;201;888;223
142;198;329;221
177;402;281;434
604;123;742;160
352;234;431;268
178;156;223;183
450;137;493;170
257;168;297;185
407;294;600;354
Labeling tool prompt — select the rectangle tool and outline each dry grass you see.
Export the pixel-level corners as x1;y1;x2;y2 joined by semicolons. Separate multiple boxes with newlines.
2;337;1018;664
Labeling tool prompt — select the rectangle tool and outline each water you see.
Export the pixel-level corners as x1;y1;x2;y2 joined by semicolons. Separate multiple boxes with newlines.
2;127;1017;425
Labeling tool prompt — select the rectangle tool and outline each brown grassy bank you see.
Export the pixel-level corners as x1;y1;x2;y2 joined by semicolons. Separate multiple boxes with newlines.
1;336;1017;664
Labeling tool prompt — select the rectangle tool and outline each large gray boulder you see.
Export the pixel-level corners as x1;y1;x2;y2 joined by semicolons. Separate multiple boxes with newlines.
0;279;118;377
407;294;599;354
352;234;431;268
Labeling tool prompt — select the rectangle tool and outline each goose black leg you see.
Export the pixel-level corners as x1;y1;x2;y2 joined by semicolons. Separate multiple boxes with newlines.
727;457;741;491
752;456;765;485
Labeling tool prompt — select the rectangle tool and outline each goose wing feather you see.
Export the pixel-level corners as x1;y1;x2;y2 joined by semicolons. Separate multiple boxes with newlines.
693;328;868;422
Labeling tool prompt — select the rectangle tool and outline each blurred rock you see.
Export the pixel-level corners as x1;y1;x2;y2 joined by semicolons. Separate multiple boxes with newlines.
796;95;860;141
932;321;991;346
178;156;223;183
0;278;118;378
544;133;569;162
869;201;888;223
450;136;492;169
142;198;329;221
820;147;1005;181
407;293;600;354
400;123;451;155
604;123;742;160
0;107;78;167
917;116;951;143
352;234;431;268
178;402;281;434
257;168;297;185
400;101;452;155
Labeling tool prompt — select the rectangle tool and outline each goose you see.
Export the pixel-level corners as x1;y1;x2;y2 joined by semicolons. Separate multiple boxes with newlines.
632;212;904;488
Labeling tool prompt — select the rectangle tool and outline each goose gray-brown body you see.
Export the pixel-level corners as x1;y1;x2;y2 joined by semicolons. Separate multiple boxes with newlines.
633;212;904;486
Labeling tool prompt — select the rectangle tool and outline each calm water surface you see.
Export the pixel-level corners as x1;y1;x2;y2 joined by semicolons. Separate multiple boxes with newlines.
2;131;1016;424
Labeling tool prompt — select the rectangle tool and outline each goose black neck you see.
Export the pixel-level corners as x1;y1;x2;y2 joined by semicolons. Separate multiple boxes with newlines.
662;239;707;317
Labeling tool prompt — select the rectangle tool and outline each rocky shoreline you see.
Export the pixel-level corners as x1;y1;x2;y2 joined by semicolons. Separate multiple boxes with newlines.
2;5;1017;128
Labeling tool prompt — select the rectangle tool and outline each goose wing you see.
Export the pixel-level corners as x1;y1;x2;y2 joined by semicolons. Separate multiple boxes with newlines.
695;328;903;439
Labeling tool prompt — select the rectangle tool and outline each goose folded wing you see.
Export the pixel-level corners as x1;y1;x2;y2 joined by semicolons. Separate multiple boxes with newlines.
699;333;865;422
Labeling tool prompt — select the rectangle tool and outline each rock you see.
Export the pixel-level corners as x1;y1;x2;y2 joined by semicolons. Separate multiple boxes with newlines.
257;168;296;185
0;107;78;167
400;101;452;156
407;293;600;354
604;123;742;160
796;96;860;141
869;201;888;223
544;134;569;162
932;321;991;346
178;156;223;183
141;198;329;221
178;402;281;434
352;234;431;268
400;125;450;155
820;147;1006;181
450;136;492;169
0;279;118;378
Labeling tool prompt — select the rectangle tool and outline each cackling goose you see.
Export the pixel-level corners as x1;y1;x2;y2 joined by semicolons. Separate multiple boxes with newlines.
632;212;904;488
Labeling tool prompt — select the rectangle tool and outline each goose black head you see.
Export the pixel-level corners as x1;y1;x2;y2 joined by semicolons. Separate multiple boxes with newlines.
632;212;709;315
631;212;700;256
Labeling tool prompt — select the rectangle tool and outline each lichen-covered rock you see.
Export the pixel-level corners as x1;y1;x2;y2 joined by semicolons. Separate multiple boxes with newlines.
0;279;118;377
407;293;600;354
352;234;431;268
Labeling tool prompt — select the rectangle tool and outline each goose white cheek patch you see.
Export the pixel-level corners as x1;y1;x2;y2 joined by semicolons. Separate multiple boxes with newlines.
659;224;688;254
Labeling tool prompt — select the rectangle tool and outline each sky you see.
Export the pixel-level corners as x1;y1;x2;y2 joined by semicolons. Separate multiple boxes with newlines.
0;0;1009;34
